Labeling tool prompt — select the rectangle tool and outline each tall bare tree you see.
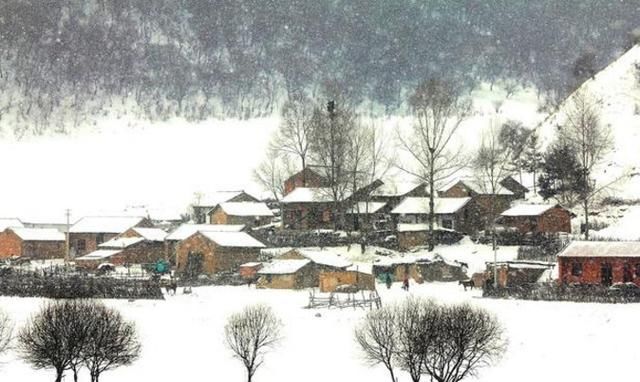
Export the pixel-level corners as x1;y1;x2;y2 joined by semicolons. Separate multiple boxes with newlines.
397;79;471;251
224;304;282;382
559;90;613;239
474;123;515;287
273;92;313;182
354;306;399;382
253;144;293;201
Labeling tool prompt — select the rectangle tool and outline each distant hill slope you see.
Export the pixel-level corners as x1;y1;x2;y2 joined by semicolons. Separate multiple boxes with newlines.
537;45;640;200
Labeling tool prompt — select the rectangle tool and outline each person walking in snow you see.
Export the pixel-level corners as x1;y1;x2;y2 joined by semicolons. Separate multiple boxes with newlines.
385;273;393;289
402;275;409;291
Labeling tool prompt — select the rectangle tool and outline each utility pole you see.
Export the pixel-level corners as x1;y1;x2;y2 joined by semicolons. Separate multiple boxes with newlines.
65;208;71;262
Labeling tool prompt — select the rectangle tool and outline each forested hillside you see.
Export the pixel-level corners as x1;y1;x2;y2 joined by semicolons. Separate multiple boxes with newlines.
1;0;639;134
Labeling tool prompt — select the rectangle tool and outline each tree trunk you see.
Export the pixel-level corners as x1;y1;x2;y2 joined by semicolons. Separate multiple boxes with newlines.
387;366;397;382
532;170;537;194
55;368;64;382
428;158;435;252
584;199;589;240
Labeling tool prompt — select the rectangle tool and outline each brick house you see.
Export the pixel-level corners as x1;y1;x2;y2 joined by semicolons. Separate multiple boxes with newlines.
438;178;523;233
0;227;65;260
558;241;640;287
175;231;265;276
283;167;329;196
165;223;246;264
192;191;258;224
498;204;573;234
281;187;337;230
208;202;274;227
69;216;153;258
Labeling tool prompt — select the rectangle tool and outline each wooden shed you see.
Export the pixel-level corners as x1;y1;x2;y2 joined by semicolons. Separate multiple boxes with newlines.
558;241;640;287
0;227;65;260
208;202;274;227
486;260;555;288
256;259;314;289
498;204;572;234
175;230;265;276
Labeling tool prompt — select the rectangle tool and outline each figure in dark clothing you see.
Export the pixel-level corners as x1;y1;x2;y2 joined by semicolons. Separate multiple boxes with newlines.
360;237;366;254
385;273;393;289
402;275;409;291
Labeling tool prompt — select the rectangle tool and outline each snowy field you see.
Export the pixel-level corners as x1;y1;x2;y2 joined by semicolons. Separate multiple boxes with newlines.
0;280;637;382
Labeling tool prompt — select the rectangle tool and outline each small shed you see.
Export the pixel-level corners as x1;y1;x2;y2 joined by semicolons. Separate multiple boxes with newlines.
318;270;376;292
558;241;640;287
239;262;263;280
499;204;573;234
256;259;313;289
0;227;65;260
486;260;555;288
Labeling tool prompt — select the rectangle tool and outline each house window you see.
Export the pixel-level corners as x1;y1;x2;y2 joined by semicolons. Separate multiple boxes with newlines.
442;219;454;230
571;262;582;277
77;239;86;252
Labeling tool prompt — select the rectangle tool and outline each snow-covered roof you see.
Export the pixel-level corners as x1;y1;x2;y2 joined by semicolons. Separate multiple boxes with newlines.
558;241;640;258
439;178;513;196
347;202;387;214
391;197;471;215
216;202;274;217
295;249;352;268
281;187;337;203
258;259;311;275
99;237;144;249
396;223;454;233
69;216;147;234
199;231;265;248
75;249;122;261
240;262;262;268
196;191;254;207
8;227;65;241
131;227;167;241
0;218;24;231
166;223;245;241
501;204;560;217
372;182;425;197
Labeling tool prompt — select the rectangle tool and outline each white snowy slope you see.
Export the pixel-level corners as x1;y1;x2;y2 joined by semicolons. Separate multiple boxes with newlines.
537;45;640;199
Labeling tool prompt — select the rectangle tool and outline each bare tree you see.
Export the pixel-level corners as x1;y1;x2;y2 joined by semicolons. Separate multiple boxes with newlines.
354;306;398;382
224;304;282;382
18;300;93;382
397;79;471;251
253;144;293;201
273;92;313;179
474;123;515;287
0;310;12;360
83;303;141;382
559;90;613;239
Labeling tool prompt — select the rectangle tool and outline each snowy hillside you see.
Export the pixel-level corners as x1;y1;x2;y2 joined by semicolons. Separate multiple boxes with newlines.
537;45;640;200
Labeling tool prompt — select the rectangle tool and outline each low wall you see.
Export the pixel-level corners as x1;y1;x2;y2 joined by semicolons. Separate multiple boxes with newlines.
483;283;640;304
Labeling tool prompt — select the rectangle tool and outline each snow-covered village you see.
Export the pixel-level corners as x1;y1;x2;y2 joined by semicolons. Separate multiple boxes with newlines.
1;2;640;381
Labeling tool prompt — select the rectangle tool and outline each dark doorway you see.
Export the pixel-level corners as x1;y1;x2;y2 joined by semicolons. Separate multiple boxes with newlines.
623;263;633;283
601;263;613;286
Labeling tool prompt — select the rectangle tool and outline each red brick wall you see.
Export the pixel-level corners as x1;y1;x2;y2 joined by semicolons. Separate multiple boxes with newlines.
284;168;327;195
559;256;640;286
175;233;260;275
69;233;118;257
22;241;65;259
282;203;334;230
0;230;22;259
502;207;571;234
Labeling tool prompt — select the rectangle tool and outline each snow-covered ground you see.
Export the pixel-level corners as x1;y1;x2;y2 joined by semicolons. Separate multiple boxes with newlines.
0;282;637;382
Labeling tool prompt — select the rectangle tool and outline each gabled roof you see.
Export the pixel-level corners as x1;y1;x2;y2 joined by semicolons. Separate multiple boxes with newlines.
166;224;245;241
196;191;256;207
294;249;352;268
99;237;145;249
391;197;471;215
347;202;387;214
215;202;274;217
75;249;122;261
199;231;265;248
0;218;24;231
439;178;514;196
131;227;167;241
501;204;562;217
69;216;147;234
281;187;337;203
7;227;65;241
372;182;426;197
258;259;311;275
558;241;640;258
